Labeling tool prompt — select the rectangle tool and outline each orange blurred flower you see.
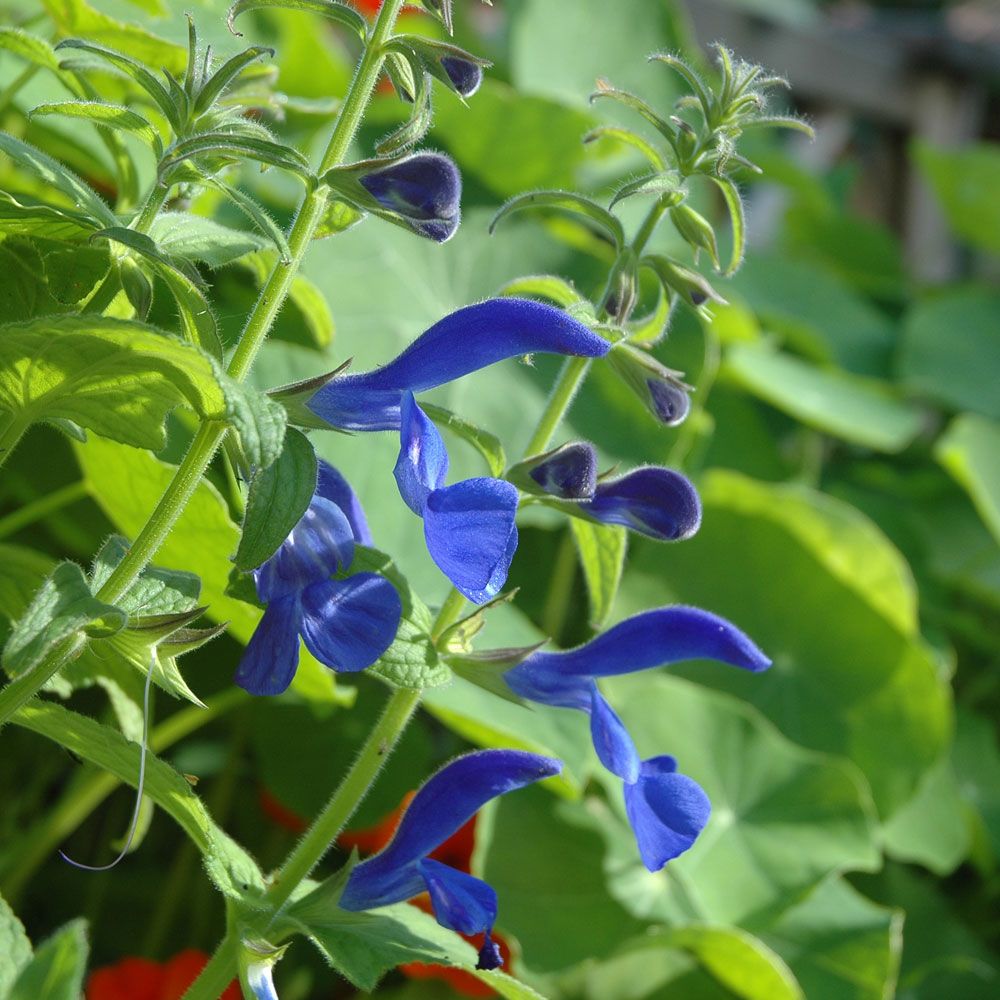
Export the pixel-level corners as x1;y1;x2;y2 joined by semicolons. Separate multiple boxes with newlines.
86;950;239;1000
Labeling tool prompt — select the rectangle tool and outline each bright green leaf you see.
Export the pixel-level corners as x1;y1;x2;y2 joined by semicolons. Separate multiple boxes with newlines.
226;0;369;41
724;342;924;453
8;919;87;1000
2;561;126;676
570;519;626;627
0;191;99;241
0;27;59;71
30;101;162;157
935;413;1000;547
236;427;317;571
148;212;267;269
420;402;507;477
0;892;32;996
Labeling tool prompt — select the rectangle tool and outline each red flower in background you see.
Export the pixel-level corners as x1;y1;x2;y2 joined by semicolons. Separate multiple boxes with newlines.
86;950;239;1000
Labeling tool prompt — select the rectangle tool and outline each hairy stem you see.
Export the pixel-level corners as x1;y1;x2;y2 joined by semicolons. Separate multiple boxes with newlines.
181;932;239;1000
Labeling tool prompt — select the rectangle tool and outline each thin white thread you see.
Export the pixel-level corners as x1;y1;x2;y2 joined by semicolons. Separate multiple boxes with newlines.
59;655;155;872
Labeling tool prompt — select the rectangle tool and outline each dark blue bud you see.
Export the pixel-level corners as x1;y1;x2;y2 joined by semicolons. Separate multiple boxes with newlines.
648;377;691;425
528;442;598;499
440;55;483;98
359;152;462;242
476;933;503;971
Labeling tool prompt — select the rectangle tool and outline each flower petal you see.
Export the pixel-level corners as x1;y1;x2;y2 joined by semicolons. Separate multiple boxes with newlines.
235;595;301;696
586;467;701;540
393;393;449;514
590;689;640;783
255;496;356;600
307;299;611;431
423;478;519;603
513;606;772;680
316;461;373;545
441;56;483;98
418;857;497;936
299;573;402;673
623;758;711;871
339;750;561;911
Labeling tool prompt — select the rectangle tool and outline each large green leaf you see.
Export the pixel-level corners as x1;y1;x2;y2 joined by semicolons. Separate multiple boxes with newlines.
913;141;1000;255
723;343;924;453
0;191;99;241
13;700;264;902
0;316;242;454
898;289;1000;420
1;561;126;676
148;212;267;269
762;879;902;1000
8;919;87;1000
600;676;878;926
0;892;32;996
935;413;1000;548
569;519;626;628
623;471;951;817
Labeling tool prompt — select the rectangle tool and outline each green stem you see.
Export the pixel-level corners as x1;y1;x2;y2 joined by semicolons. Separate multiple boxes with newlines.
0;635;81;731
0;481;88;541
264;686;420;915
181;932;239;1000
524;356;591;456
432;587;468;641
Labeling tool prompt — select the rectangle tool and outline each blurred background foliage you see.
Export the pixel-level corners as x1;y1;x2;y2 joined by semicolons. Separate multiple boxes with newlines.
1;0;999;998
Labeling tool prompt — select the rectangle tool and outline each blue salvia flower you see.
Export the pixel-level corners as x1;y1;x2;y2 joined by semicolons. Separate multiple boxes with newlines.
395;391;518;603
339;749;562;970
235;462;402;696
528;441;702;540
504;607;770;869
307;298;610;601
359;152;462;242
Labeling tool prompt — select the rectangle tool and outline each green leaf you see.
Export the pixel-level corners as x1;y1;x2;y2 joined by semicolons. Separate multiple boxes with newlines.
569;519;626;628
349;548;450;689
762;879;903;1000
419;402;506;477
708;174;746;275
936;413;1000;547
609;171;682;209
0;27;60;71
600;676;878;926
54;38;179;131
147;212;267;269
314;199;365;240
0;315;232;453
0;191;99;241
93;227;222;357
0;892;32;996
898;289;1000;420
8;920;87;1000
236;250;333;348
44;0;186;74
287;869;477;992
236;427;317;571
91;535;201;617
227;0;369;41
218;374;288;471
30;101;162;157
491;190;624;249
203;177;292;265
13;700;265;902
724;342;924;452
624;470;951;817
194;46;274;117
497;273;585;308
913;141;1000;255
953;709;1000;863
582;124;668;171
2;561;126;676
159;132;312;183
0;133;116;228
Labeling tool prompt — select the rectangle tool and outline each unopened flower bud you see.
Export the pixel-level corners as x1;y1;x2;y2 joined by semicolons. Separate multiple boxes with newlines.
669;203;720;269
524;442;599;499
608;343;692;426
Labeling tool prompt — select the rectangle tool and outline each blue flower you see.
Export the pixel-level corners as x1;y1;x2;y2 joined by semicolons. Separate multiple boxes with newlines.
358;152;462;242
527;441;702;541
504;607;770;869
339;749;561;970
306;298;610;601
395;392;518;604
235;462;403;696
440;56;483;97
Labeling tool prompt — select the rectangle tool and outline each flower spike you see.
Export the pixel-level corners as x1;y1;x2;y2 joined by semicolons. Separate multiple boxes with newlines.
339;749;562;969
